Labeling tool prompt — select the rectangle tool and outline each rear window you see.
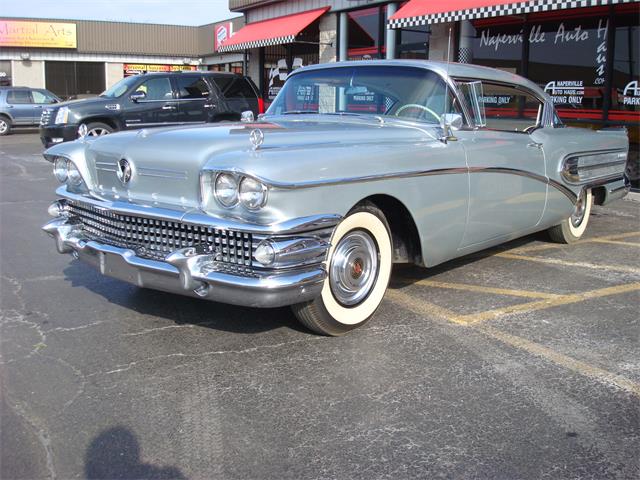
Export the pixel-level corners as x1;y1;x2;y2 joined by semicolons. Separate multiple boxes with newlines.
176;76;210;99
7;90;32;104
213;77;255;99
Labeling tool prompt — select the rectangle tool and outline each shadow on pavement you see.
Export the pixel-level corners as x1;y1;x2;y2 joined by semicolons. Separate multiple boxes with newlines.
62;261;309;335
85;426;186;480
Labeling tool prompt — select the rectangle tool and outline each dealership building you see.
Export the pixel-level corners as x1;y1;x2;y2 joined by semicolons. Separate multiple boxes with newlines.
0;16;245;98
0;1;638;185
220;0;639;187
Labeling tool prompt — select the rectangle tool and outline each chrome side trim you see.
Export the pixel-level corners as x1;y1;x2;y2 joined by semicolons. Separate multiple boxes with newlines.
207;166;579;203
55;187;342;235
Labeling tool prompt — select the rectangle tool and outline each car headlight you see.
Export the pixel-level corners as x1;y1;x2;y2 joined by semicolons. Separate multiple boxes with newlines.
55;106;69;124
239;176;267;210
67;162;83;186
214;173;239;208
53;157;68;183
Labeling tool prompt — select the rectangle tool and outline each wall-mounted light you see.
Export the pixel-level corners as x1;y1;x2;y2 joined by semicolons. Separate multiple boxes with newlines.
182;57;191;65
20;52;30;61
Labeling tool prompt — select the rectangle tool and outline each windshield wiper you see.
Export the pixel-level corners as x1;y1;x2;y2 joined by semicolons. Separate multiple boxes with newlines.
282;110;319;115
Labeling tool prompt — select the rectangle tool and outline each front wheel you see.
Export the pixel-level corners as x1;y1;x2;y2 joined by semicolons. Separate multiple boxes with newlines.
547;189;593;243
292;203;393;336
78;122;113;138
0;116;11;136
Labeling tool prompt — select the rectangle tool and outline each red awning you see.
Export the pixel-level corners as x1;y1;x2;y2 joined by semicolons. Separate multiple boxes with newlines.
217;6;329;52
388;0;632;28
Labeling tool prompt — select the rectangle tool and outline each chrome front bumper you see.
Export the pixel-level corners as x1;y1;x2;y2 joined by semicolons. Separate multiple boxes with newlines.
43;206;337;309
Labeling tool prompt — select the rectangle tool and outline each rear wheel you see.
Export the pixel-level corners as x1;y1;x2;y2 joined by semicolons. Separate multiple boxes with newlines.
0;116;11;136
548;189;593;243
292;203;393;336
78;122;113;138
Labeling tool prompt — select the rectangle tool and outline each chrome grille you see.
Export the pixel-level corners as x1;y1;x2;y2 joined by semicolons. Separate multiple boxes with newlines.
40;108;54;125
68;202;253;265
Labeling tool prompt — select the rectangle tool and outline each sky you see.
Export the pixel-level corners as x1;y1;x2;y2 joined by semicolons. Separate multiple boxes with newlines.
1;0;240;26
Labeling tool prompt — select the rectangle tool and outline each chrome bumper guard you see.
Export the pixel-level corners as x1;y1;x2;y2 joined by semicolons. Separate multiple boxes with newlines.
43;204;338;308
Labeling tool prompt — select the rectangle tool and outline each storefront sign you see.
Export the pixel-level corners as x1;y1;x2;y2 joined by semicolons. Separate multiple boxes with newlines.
123;64;197;76
544;81;584;105
0;20;76;48
214;22;234;51
623;81;640;106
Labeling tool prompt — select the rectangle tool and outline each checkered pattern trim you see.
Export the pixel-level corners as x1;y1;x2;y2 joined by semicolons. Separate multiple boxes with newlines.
217;35;296;52
388;0;637;28
458;47;473;63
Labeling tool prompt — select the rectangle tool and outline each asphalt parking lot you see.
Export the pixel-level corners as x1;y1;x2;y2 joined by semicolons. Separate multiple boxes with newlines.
1;131;639;480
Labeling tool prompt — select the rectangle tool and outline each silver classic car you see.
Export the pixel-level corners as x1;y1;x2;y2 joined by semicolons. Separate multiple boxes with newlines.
42;60;630;335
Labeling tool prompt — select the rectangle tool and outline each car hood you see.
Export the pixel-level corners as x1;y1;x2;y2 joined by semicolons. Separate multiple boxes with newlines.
48;116;441;211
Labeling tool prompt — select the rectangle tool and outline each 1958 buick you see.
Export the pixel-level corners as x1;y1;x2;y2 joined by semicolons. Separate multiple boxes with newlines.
42;60;630;335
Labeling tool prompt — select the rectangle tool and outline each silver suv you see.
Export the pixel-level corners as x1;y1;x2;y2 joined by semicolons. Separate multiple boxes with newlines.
0;87;61;136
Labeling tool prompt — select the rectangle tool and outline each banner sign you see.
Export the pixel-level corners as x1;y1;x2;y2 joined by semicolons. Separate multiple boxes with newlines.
214;22;234;51
0;20;76;48
123;64;197;76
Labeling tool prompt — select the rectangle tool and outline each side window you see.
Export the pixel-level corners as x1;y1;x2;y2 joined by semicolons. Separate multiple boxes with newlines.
32;90;57;104
476;82;544;133
6;90;33;104
134;77;173;101
216;78;255;99
176;76;210;99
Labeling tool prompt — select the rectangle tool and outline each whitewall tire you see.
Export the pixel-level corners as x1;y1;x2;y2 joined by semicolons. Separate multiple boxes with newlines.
548;189;593;243
292;203;392;336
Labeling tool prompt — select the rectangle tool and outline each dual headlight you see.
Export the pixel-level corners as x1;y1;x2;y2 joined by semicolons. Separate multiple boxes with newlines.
53;157;84;187
55;106;69;124
201;172;268;211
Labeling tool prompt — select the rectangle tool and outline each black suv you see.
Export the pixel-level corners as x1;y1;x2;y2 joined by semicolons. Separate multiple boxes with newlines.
39;72;262;147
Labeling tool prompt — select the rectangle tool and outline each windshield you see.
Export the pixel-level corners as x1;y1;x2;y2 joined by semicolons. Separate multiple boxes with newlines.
100;75;140;98
267;65;460;124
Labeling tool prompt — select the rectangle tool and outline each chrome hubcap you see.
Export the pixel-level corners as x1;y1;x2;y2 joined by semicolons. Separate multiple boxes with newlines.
0;121;7;133
571;190;587;227
88;127;110;137
329;230;379;306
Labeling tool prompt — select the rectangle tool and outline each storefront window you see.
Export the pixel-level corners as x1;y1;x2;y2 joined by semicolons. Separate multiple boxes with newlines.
612;6;639;188
263;43;318;105
471;18;525;74
399;24;430;59
0;60;11;86
45;61;105;99
347;6;384;60
528;12;609;118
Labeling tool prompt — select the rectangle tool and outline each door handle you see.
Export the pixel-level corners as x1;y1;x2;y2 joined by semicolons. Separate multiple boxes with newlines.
162;104;177;110
204;104;216;109
527;142;543;149
33;105;43;108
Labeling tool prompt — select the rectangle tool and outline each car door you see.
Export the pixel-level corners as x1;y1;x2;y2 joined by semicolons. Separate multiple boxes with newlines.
121;76;178;129
174;75;216;124
456;81;548;248
31;90;59;125
5;89;36;125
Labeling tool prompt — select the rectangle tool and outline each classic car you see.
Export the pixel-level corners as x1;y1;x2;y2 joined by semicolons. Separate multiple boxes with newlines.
42;60;630;336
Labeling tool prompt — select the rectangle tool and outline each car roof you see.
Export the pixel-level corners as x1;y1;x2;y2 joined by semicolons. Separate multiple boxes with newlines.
293;59;546;98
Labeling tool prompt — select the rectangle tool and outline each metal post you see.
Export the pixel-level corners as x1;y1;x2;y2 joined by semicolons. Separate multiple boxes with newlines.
385;3;398;59
243;49;248;76
339;12;348;61
458;20;474;63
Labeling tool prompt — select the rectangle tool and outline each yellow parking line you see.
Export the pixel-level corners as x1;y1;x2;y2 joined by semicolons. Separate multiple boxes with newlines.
456;282;640;325
589;239;640;247
496;252;640;274
396;279;560;299
509;231;640;254
477;325;640;397
386;288;465;324
386;288;640;398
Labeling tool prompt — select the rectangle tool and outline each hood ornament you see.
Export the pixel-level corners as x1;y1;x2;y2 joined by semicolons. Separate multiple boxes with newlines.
249;128;264;150
117;158;133;185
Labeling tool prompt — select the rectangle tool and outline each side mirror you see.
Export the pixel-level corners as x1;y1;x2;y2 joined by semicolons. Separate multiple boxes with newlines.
440;113;463;131
241;110;254;123
130;90;146;102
